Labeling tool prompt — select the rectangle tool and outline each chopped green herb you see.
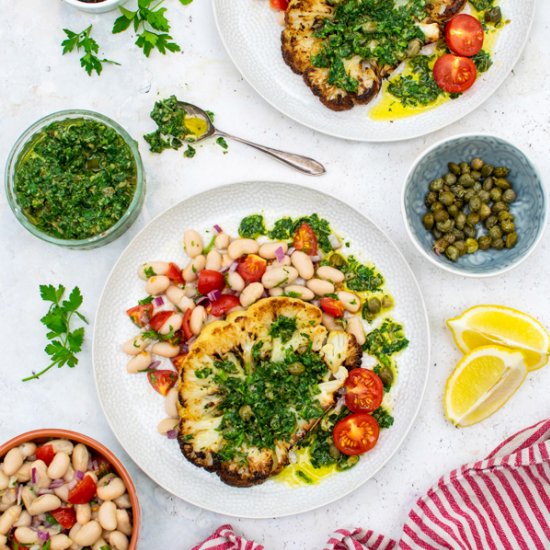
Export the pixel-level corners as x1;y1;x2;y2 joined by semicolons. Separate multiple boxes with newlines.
268;217;294;240
144;96;190;153
216;136;229;150
184;145;196;158
269;316;297;343
340;256;384;292
238;214;267;238
472;50;493;73
138;295;154;305
469;0;494;10
372;407;394;429
196;368;212;379
143;266;156;278
363;320;408;361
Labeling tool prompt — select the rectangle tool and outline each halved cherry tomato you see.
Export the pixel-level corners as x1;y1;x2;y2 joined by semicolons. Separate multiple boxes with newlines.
35;444;56;466
51;507;77;529
270;0;288;10
320;297;345;318
333;412;380;456
126;303;153;328
433;54;477;93
344;368;384;413
149;311;173;332
197;270;225;295
445;14;484;57
166;262;184;285
182;308;193;341
209;294;241;317
293;223;318;256
237;254;267;283
148;370;178;396
68;475;97;504
171;353;188;371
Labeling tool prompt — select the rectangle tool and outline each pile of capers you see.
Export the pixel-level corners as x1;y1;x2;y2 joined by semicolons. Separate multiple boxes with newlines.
422;158;518;262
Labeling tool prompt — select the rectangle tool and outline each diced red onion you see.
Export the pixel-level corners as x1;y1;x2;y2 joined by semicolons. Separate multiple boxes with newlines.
207;290;221;302
31;467;37;484
288;246;296;255
154;296;164;307
213;224;223;234
310;255;321;262
261;290;268;299
37;488;53;495
75;470;84;481
166;429;177;439
229;261;239;273
67;479;78;490
90;460;99;471
187;336;197;345
329;234;341;249
37;530;50;542
148;360;161;371
196;296;210;307
274;246;285;263
49;479;65;489
181;343;189;354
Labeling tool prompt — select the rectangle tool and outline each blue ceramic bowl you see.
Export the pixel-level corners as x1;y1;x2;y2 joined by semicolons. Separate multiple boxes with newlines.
402;134;547;277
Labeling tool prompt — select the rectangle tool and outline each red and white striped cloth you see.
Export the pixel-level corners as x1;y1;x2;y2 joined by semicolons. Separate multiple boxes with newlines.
191;419;550;550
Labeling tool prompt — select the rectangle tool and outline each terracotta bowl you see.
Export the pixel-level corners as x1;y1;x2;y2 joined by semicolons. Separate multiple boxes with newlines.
0;429;140;549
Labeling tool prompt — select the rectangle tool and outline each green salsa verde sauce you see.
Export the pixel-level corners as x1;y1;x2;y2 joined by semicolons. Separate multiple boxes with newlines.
14;118;137;240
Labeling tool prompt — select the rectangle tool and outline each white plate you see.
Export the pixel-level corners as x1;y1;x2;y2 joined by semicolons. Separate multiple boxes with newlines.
93;182;430;518
212;0;535;142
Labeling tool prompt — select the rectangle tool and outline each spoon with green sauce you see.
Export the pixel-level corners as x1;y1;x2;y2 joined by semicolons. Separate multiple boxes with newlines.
176;101;326;176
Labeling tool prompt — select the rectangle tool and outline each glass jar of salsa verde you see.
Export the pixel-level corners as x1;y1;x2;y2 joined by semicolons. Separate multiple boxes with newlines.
5;110;145;249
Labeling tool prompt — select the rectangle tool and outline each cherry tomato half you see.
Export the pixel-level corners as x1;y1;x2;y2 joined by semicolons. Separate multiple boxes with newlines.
35;444;55;467
446;14;484;57
149;311;173;332
270;0;288;10
344;368;384;413
165;262;185;285
433;54;477;94
210;294;241;317
293;223;318;256
237;254;267;284
320;297;345;318
126;303;153;328
68;475;97;505
148;369;178;396
197;270;225;295
51;507;77;530
333;412;380;456
171;353;188;371
182;308;193;341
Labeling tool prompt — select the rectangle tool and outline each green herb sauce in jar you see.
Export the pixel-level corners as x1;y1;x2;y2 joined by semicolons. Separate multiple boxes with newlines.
14;118;137;240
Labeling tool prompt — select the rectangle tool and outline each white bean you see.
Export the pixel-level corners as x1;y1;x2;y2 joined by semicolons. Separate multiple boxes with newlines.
49;440;74;455
71;444;90;474
316;266;345;284
63;465;75;482
221;254;233;269
114;494;131;509
261;266;298;289
269;288;284;297
15;462;32;483
215;232;230;250
108;530;129;550
164;388;179;418
165;285;185;305
306;278;335;296
122;334;151;356
28;494;61;515
138;261;169;280
14;511;31;528
0;506;21;535
291;251;314;280
190;305;206;336
30;459;50;488
73;520;102;546
205;249;222;271
53;484;70;502
227;271;245;292
97;478;126;502
0;534;6;548
98;501;117;532
183;283;197;298
0;491;15;511
259;242;288;259
18;443;36;458
177;296;195;313
115;509;132;536
157;418;179;435
92;538;109;550
183;255;206;282
2;448;23;476
337;291;361;313
240;283;264;308
13;526;38;544
21;487;35;512
75;504;92;525
50;534;73;550
268;256;291;269
322;313;341;331
126;352;152;374
228;239;259;260
151;342;180;358
346;316;366;345
145;275;170;296
158;312;183;335
69;523;81;541
183;230;203;258
283;285;314;301
48;452;70;480
0;472;7;491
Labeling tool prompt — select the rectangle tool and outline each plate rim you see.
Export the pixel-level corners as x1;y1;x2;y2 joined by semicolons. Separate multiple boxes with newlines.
211;0;536;143
92;180;431;518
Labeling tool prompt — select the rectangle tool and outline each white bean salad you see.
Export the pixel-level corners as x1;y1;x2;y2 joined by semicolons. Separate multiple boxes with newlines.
0;439;133;550
123;214;399;438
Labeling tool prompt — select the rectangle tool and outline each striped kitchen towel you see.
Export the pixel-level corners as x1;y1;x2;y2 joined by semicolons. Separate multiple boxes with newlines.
191;418;550;550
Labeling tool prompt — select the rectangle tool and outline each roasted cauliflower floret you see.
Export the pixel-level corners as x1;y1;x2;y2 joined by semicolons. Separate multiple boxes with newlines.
320;331;362;373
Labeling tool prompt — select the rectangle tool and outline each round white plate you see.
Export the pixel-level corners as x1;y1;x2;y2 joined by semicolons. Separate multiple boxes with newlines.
212;0;534;142
93;182;430;518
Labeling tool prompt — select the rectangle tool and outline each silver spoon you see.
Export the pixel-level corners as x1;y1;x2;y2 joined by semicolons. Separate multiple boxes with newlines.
176;101;326;176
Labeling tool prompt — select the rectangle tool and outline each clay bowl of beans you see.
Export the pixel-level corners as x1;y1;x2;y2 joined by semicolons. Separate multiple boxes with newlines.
0;429;140;550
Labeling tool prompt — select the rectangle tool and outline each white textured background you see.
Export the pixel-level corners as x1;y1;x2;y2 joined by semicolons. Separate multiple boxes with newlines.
0;1;549;548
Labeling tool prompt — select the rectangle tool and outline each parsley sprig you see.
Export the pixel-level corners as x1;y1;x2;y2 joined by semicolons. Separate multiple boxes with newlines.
62;25;119;76
112;0;182;57
23;285;88;382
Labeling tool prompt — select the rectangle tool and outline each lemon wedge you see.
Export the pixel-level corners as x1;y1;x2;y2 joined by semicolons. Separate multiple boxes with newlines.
447;305;550;371
444;345;527;427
